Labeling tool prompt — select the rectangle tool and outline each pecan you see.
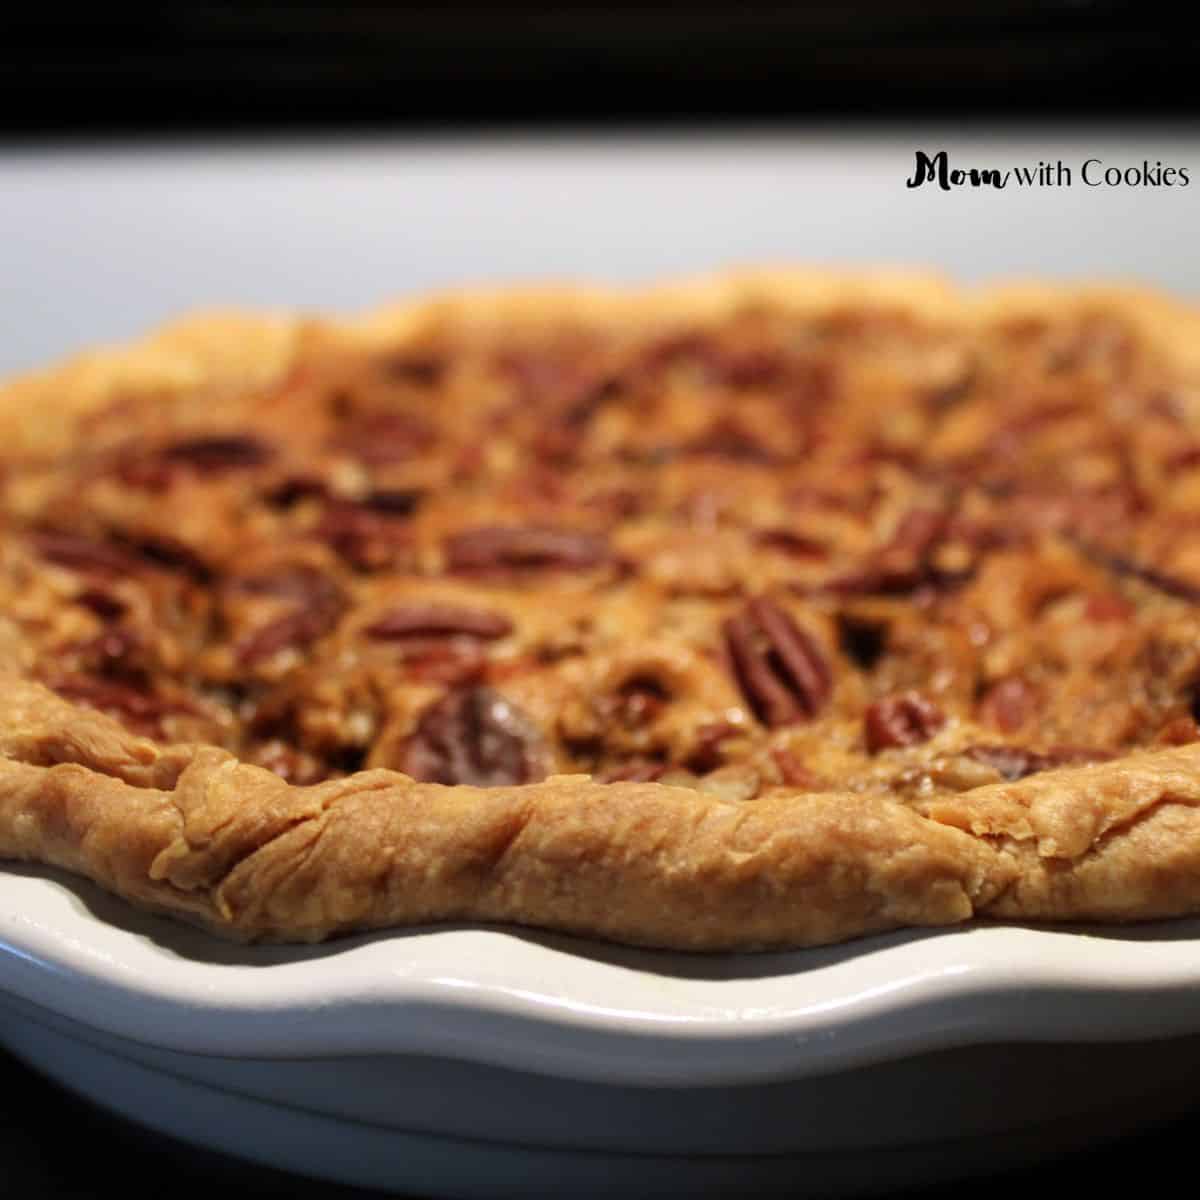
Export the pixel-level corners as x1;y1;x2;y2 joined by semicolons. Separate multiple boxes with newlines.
532;377;622;465
714;347;789;390
638;333;794;391
315;500;415;570
685;419;775;462
684;721;738;772
398;685;550;786
723;597;832;726
329;412;435;465
771;747;823;789
361;488;424;515
1083;592;1134;622
236;609;334;666
45;674;169;733
115;532;213;582
978;676;1037;733
599;758;667;783
754;528;828;559
444;526;609;573
864;691;945;752
29;531;142;577
74;587;127;621
963;744;1046;781
611;675;672;728
365;604;513;641
78;626;147;680
583;487;644;521
115;457;175;491
1043;745;1116;767
1166;443;1200;472
395;640;488;685
1091;550;1200;604
826;508;949;595
161;434;274;472
378;353;444;387
1156;717;1200;746
637;330;710;375
497;347;617;417
264;476;328;508
965;743;1113;781
230;564;346;615
1006;488;1140;543
987;401;1089;455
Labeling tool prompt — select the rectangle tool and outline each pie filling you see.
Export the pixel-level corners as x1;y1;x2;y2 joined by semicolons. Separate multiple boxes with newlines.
5;299;1200;812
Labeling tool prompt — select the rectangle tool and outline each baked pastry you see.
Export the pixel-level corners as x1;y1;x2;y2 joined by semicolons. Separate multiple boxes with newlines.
5;269;1200;950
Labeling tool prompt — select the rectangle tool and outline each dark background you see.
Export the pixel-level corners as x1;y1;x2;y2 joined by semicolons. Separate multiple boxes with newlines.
2;1042;1198;1197
4;1;1198;139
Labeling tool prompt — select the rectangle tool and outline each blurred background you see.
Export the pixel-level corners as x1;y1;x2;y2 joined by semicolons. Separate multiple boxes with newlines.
4;2;1195;133
2;1;1197;377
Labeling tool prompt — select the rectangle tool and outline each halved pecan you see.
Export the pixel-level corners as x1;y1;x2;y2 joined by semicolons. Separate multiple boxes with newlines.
118;434;274;491
1156;717;1200;746
395;640;488;685
377;352;445;387
398;685;550;786
29;531;143;577
754;528;828;559
864;691;944;752
315;500;415;570
74;587;127;621
978;676;1037;733
113;532;213;582
1090;550;1200;604
230;563;346;613
771;746;823;789
361;488;424;515
826;507;949;595
723;597;832;727
329;412;435;465
684;721;738;772
236;609;334;666
1083;593;1135;622
365;604;513;640
685;419;776;462
76;626;148;680
444;526;609;573
264;476;328;508
964;744;1049;780
162;434;274;472
599;758;667;783
611;675;672;728
43;674;172;735
965;743;1113;781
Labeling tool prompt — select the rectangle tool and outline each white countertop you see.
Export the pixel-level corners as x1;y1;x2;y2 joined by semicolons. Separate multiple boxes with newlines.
2;124;1197;377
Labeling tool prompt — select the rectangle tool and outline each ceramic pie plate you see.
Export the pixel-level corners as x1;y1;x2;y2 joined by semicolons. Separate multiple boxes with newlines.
1;862;1200;1196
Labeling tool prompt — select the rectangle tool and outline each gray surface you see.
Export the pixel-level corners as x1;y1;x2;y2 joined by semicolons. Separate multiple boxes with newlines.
1;125;1197;376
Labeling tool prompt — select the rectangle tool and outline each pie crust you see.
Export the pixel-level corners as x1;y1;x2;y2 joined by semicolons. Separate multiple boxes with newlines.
4;269;1200;950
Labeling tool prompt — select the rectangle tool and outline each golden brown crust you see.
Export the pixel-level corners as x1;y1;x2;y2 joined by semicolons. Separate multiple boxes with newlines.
6;268;1200;950
8;672;1200;947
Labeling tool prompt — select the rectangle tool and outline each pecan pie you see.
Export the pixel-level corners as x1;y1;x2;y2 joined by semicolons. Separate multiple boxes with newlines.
5;270;1200;950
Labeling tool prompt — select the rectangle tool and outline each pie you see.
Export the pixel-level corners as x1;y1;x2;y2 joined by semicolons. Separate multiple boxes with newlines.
5;269;1200;950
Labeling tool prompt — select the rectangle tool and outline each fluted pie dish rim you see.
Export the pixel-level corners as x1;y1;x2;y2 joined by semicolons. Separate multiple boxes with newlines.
3;270;1200;1057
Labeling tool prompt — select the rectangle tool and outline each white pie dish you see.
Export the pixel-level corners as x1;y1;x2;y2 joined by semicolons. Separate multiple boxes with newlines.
3;861;1200;1194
